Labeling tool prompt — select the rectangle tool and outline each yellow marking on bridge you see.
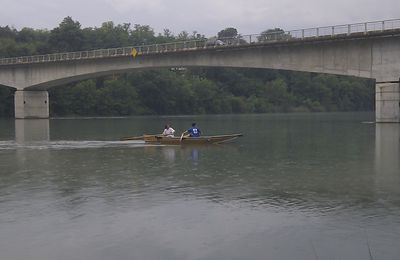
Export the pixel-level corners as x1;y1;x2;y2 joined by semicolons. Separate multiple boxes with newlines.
131;48;138;58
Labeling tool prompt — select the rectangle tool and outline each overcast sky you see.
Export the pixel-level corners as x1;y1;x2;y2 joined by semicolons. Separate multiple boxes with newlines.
1;0;399;36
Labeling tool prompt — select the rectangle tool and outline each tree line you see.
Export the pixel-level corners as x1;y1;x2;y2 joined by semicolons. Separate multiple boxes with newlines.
0;17;374;117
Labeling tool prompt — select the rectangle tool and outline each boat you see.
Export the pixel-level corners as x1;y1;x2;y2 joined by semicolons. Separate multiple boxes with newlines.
121;134;243;145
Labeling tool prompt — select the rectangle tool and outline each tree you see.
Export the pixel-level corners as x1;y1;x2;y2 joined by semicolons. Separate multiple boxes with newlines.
177;31;190;41
217;27;238;38
49;17;84;52
93;21;131;48
130;24;156;46
258;28;290;42
0;38;17;57
0;26;16;39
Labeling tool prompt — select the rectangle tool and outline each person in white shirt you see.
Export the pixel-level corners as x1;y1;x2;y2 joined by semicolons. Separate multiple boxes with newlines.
162;124;175;137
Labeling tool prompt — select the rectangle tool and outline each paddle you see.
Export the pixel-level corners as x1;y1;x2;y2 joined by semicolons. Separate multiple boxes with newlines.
120;134;159;141
120;135;144;141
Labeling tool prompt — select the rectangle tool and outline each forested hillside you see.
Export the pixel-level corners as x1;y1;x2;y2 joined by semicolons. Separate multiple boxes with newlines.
0;17;374;117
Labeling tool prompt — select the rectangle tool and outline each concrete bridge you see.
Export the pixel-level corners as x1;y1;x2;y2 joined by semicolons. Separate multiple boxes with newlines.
0;19;400;122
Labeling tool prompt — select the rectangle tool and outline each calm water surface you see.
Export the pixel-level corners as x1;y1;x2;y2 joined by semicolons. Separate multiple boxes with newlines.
0;113;399;260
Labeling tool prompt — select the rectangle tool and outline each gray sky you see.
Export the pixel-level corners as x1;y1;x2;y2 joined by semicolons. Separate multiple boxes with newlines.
1;0;399;36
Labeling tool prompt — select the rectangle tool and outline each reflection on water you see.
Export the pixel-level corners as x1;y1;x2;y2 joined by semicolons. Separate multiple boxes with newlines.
162;146;176;162
1;113;400;260
375;123;400;173
159;146;201;165
15;119;49;143
375;123;400;194
190;148;199;164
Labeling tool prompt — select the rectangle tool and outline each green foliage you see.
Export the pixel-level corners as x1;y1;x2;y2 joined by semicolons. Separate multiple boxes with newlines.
95;22;131;48
0;17;375;117
258;28;291;42
49;17;84;52
130;24;157;45
0;38;17;57
218;28;238;38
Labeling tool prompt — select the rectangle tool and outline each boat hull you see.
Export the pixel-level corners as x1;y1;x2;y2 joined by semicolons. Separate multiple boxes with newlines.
143;134;242;145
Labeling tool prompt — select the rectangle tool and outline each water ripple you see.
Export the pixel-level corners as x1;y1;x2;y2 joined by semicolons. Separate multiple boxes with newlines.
0;140;162;150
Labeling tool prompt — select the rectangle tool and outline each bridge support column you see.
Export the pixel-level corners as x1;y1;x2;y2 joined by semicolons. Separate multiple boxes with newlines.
14;90;49;119
376;81;400;123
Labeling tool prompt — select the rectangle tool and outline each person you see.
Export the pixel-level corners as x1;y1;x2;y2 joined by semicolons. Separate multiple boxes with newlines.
162;124;175;137
183;122;201;137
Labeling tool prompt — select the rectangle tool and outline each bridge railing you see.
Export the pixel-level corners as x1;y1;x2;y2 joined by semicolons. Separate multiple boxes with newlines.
1;19;400;66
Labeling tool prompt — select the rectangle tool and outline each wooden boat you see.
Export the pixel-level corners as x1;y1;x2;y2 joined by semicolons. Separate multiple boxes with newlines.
121;133;243;145
143;134;243;145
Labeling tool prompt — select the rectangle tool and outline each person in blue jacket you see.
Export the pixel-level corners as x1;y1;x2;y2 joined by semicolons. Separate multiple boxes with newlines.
183;122;201;137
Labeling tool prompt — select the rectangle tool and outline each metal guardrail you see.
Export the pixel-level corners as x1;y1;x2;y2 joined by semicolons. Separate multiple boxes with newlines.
1;19;400;66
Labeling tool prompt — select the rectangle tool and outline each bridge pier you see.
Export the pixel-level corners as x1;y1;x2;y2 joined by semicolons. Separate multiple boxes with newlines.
376;81;400;123
15;90;49;119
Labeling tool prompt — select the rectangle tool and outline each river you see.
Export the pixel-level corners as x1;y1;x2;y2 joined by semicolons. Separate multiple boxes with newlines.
0;112;399;260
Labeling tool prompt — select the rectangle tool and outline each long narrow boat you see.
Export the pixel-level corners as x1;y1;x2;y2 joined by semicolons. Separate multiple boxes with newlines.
120;133;243;144
142;133;243;145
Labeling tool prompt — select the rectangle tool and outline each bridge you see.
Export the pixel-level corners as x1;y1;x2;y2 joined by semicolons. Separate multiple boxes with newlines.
1;19;400;122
